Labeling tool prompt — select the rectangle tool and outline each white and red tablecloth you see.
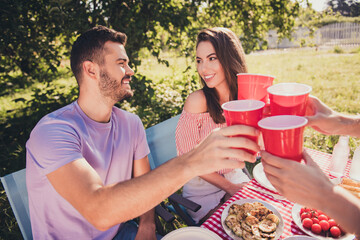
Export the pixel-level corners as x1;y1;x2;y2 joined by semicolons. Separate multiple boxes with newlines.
201;148;352;239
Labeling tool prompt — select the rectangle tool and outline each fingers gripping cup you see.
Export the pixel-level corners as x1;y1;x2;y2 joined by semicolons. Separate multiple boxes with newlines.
258;115;308;162
237;74;274;103
267;83;312;116
222;100;265;155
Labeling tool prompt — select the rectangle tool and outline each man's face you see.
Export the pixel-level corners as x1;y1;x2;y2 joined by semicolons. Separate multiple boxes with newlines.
98;41;134;102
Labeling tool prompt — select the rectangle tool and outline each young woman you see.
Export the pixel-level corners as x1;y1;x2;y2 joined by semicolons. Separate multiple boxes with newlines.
175;27;254;224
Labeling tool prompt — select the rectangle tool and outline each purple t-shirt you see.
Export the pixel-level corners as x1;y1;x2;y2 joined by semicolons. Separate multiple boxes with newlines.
26;101;150;239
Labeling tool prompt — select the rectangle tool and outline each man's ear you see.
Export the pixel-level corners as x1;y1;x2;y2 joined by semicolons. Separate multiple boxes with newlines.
82;60;99;80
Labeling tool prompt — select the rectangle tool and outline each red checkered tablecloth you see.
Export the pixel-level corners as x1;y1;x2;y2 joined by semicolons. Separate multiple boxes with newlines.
201;148;352;239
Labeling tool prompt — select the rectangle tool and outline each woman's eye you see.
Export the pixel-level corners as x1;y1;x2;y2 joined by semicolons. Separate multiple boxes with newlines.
209;57;217;61
196;59;201;64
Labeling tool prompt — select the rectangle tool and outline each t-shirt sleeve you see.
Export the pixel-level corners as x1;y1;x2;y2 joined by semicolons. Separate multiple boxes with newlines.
26;121;83;175
175;110;202;156
133;116;150;161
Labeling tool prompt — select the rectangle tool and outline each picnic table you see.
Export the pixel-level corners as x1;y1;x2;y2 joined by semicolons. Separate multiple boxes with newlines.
201;148;353;239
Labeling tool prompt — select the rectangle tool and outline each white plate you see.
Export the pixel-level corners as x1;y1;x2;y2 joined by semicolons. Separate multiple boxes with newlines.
284;236;318;240
253;163;277;192
291;203;354;240
221;199;284;240
162;226;221;240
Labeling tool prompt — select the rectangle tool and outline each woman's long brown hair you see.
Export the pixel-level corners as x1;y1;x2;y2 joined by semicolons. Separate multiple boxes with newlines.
196;27;248;123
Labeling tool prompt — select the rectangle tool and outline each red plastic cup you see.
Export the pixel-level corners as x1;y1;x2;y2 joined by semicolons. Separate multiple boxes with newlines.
222;100;265;154
258;115;308;162
237;73;275;104
267;83;312;116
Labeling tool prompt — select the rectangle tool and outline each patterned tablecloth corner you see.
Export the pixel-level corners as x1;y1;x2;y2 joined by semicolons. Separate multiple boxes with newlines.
201;148;352;239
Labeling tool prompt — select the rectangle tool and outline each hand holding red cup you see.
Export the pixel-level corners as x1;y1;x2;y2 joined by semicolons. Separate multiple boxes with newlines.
237;73;274;104
258;115;308;162
267;83;312;116
222;100;265;155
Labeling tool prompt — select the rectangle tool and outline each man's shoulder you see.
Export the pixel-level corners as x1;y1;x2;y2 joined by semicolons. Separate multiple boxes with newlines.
112;107;142;126
31;102;79;135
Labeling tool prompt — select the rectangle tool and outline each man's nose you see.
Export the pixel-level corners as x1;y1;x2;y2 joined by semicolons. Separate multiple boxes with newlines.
126;65;134;76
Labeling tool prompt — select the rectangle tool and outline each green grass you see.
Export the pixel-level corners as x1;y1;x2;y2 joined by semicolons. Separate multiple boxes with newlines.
1;47;360;238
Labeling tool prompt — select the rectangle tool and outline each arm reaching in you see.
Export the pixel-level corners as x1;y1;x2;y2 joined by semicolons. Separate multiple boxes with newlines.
47;125;259;231
306;95;360;137
261;150;360;236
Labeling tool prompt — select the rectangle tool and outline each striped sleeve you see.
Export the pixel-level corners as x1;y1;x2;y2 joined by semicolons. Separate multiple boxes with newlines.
175;110;231;174
175;110;202;156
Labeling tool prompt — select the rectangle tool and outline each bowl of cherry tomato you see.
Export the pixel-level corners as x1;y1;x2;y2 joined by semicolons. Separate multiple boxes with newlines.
292;204;354;239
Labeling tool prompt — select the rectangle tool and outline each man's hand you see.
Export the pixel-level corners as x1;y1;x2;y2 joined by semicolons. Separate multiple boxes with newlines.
185;125;260;177
260;150;333;208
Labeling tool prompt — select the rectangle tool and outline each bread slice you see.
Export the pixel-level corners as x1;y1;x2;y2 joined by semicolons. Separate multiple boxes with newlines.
340;178;360;198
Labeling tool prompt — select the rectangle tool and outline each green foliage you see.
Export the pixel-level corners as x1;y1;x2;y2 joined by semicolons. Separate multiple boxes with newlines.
326;0;360;17
297;3;360;31
1;0;302;87
0;0;91;89
333;45;344;53
184;0;300;54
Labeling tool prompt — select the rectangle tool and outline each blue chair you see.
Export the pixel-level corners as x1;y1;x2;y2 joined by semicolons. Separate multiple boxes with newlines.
1;169;32;240
145;114;200;226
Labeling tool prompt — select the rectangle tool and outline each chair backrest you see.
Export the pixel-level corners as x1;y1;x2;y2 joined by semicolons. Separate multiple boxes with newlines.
146;114;180;169
1;169;33;240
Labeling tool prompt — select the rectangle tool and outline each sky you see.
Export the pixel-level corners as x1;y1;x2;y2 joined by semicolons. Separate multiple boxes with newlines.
301;0;328;11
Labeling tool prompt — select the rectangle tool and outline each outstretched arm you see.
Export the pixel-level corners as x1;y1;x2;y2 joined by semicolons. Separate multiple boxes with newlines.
261;150;360;236
306;95;360;137
47;125;258;231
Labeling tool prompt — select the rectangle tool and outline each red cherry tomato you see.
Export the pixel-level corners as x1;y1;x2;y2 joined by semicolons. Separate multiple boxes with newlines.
330;226;341;238
300;207;311;214
311;217;320;224
301;212;311;220
317;209;324;215
318;214;328;221
311;223;322;234
302;218;313;229
310;210;319;218
328;219;337;228
319;220;330;231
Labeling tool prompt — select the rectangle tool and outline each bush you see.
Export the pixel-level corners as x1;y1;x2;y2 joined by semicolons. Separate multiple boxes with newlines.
333;45;344;53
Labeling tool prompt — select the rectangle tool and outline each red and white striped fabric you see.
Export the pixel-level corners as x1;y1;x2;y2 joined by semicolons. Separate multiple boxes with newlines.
201;148;352;239
175;109;230;174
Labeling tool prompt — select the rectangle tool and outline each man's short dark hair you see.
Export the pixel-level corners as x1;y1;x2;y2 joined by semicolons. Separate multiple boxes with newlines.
70;26;127;84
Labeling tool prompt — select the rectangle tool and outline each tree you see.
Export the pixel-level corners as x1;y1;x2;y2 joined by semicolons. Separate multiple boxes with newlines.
1;0;301;87
327;0;360;17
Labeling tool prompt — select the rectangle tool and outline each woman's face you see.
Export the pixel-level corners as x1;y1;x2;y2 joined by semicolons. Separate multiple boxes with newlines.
196;41;227;90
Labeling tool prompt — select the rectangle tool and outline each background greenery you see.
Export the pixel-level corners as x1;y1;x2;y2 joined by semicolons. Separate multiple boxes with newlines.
1;0;360;238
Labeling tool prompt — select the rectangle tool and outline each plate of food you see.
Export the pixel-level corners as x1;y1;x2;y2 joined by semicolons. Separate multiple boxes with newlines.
253;163;277;192
221;199;284;240
162;226;221;240
291;203;354;240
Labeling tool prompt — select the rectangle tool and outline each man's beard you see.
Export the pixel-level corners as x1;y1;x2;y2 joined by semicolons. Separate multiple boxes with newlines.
99;69;133;102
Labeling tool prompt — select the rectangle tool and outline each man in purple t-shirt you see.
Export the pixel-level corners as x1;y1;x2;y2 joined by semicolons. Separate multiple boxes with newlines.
26;26;261;239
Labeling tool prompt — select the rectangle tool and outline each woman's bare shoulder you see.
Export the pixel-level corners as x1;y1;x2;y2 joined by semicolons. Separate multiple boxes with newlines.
183;90;207;113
